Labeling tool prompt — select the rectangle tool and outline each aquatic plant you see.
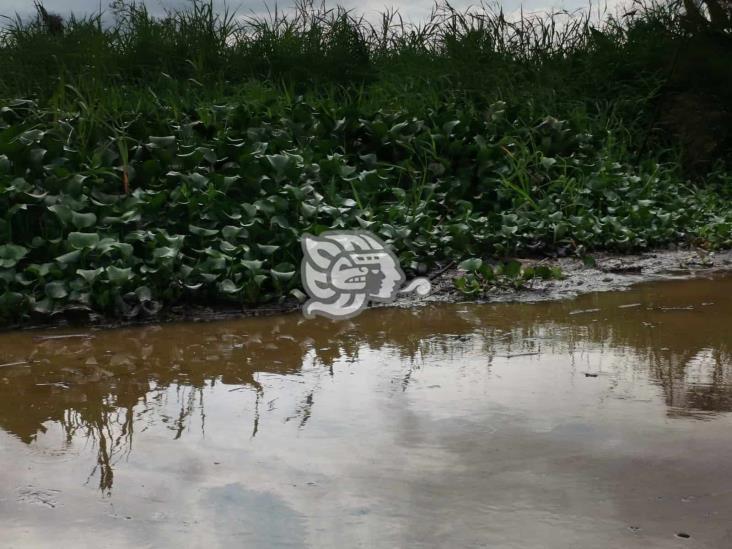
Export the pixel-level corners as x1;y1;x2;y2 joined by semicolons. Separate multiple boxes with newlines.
454;258;564;295
0;1;730;323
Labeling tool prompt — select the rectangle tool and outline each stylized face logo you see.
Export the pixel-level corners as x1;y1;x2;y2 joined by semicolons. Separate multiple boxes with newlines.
301;230;430;320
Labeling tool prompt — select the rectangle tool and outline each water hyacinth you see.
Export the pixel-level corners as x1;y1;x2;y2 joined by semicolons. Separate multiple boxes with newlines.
0;1;730;323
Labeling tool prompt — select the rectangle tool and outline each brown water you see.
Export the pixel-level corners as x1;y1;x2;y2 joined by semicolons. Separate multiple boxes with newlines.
1;275;732;548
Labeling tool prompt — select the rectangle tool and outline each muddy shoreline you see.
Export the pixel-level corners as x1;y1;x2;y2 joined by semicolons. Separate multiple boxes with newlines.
5;247;732;332
396;247;732;307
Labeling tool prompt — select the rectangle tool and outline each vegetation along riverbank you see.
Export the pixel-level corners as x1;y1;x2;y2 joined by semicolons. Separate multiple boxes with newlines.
1;0;731;325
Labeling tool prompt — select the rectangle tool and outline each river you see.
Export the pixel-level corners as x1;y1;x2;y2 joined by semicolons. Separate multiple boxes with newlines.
1;274;731;548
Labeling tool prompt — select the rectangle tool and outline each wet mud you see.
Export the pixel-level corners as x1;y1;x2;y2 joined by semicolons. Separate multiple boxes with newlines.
406;247;732;306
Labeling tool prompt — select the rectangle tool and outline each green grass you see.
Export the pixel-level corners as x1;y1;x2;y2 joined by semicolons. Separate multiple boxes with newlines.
0;0;730;323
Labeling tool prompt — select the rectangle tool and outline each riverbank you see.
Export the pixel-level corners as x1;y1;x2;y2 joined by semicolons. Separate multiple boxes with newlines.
3;246;730;332
1;1;731;327
408;247;732;306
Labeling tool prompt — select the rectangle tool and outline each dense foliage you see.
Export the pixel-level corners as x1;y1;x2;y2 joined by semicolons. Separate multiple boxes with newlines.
0;1;730;323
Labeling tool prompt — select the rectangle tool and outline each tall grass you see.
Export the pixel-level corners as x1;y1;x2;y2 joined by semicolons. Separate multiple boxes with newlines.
0;1;683;94
0;0;699;159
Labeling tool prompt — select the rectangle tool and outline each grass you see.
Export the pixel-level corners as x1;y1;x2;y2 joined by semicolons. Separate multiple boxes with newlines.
0;0;730;324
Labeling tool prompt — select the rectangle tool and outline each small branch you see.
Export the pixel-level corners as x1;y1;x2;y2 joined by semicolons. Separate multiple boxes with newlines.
0;360;30;368
429;260;456;281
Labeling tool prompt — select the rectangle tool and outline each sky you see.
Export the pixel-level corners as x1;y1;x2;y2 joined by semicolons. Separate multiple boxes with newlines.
1;0;622;23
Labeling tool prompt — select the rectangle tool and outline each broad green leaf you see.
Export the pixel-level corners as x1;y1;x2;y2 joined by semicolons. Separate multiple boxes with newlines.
458;258;482;272
0;244;28;268
56;250;81;264
77;268;103;284
503;260;522;279
389;121;409;134
135;286;153;302
45;281;68;299
478;264;495;280
71;211;97;229
25;262;52;278
219;241;238;253
29;148;46;165
241;203;257;218
32;298;53;314
219;279;240;294
222;226;243;241
153;247;178;260
164;234;186;249
301;203;317;218
107;266;132;285
240;259;264;272
257;244;279;256
189;224;219;237
0;291;24;312
48;204;71;224
271;215;291;229
267;154;290;175
271;262;296;281
356;216;376;229
68;232;100;249
112;242;134;259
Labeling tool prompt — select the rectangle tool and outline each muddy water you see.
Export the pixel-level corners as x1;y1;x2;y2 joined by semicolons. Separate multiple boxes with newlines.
1;276;732;548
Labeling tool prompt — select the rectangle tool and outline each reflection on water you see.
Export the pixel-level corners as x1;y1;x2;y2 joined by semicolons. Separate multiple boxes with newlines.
1;274;732;547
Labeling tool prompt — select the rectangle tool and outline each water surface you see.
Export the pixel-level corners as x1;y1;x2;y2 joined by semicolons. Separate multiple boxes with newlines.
1;275;732;548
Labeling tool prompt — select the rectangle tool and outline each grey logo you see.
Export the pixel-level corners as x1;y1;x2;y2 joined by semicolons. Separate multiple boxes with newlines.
301;230;431;319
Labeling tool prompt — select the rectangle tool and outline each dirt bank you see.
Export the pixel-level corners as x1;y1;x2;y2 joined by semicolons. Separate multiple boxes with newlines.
393;247;732;308
7;248;732;331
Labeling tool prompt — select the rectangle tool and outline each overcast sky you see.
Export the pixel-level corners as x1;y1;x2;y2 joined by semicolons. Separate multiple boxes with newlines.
1;1;622;23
